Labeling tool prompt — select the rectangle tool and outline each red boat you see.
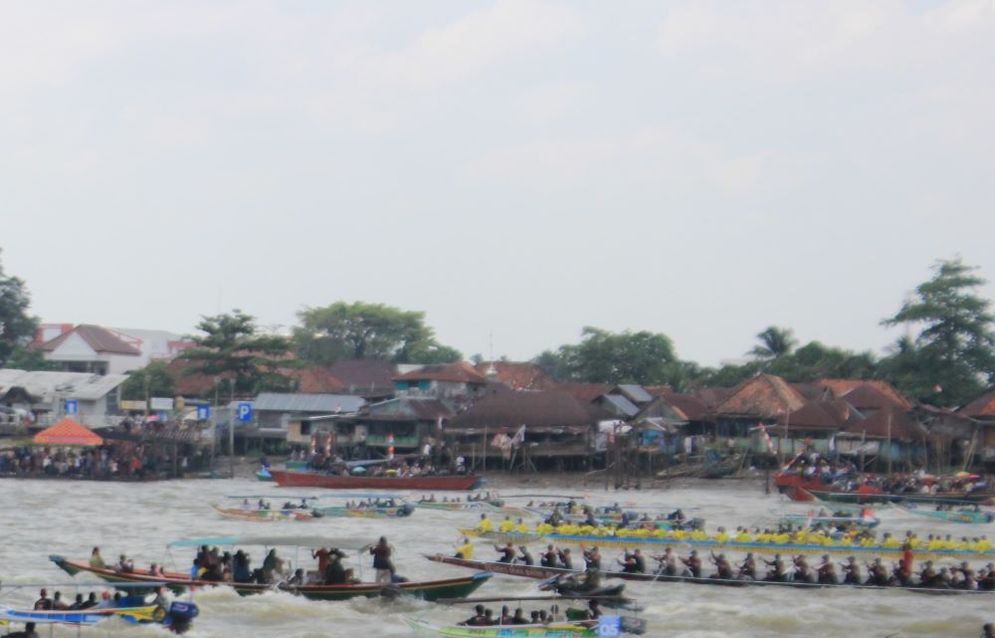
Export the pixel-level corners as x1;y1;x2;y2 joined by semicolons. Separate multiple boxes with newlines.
775;472;993;505
269;469;482;491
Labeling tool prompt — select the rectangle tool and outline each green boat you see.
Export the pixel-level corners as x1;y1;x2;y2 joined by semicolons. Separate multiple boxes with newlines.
900;506;995;525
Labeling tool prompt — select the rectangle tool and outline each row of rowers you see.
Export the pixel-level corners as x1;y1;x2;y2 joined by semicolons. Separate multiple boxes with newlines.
457;539;995;590
476;514;994;552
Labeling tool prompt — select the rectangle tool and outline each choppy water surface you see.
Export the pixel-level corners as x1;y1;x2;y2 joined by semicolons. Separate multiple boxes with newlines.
0;476;991;637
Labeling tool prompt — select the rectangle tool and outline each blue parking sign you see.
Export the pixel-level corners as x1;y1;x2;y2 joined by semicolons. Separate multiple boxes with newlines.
236;402;253;422
597;616;620;637
197;405;210;420
64;399;78;415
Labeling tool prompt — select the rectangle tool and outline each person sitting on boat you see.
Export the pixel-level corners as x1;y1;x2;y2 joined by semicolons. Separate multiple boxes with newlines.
78;593;98;610
540;545;558;568
241;498;252;510
116;554;134;573
982;623;995;638
89;547;106;569
68;594;86;610
865;558;888;587
499;605;513;625
653;547;678;576
792;555;812;583
499;516;515;533
978;564;995;591
841;557;861;585
952;562;977;590
153;585;174;611
477;513;493;533
286;568;306;587
919;560;937;587
681;550;702;578
558;548;573;569
737;553;756;580
458;604;487;626
454;537;474;560
50;591;67;610
3;621;38;638
582;545;602;571
516;546;534;566
763;554;786;582
323;550;348;585
495;542;516;563
511;608;528;625
816;555;836;584
934;567;953;588
529;611;541;624
710;552;733;580
31;589;51;611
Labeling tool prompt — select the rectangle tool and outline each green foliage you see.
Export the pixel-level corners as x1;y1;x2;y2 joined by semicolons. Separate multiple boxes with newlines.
294;301;460;364
880;258;995;405
766;341;878;382
748;326;796;360
121;360;175;400
535;327;678;385
180;310;291;396
0;250;38;367
4;345;56;371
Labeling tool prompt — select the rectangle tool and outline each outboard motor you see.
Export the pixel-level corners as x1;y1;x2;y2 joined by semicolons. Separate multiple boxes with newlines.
165;600;199;634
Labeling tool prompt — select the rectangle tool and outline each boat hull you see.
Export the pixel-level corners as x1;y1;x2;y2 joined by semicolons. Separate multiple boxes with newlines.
50;556;491;601
407;617;596;638
424;554;995;595
269;470;480;491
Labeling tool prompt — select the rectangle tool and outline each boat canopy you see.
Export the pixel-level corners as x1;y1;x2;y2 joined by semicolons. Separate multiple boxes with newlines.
168;536;372;550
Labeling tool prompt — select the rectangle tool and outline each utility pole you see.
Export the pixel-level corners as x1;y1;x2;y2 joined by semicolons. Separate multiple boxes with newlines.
229;378;235;479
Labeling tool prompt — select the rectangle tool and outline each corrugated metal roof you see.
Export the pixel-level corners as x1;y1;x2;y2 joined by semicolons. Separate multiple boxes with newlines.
599;394;639;417
253;393;364;414
615;384;653;404
0;369;127;401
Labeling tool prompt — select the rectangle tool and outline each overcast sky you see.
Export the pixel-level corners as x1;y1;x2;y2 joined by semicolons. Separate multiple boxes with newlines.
2;1;994;366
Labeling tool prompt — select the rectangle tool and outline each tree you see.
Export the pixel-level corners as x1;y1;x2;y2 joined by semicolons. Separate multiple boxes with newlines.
749;326;796;360
0;249;37;367
180;310;291;396
294;301;460;364
535;327;678;385
4;346;56;371
121;360;175;400
881;257;995;405
767;341;877;382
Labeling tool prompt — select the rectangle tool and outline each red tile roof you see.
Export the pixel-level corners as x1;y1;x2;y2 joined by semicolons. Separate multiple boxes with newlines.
714;374;807;419
474;361;557;391
554;383;612;403
959;389;995;418
658;391;708;421
327;359;398;392
779;400;859;432
837;384;903;411
843;405;926;442
395;362;488;384
38;324;141;356
817;379;912;409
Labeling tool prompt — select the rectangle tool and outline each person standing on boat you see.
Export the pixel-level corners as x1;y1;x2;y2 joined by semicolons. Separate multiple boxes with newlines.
313;547;332;573
89;547;105;569
370;537;393;586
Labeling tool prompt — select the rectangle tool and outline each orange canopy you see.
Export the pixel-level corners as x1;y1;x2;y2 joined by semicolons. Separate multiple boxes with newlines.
33;418;103;446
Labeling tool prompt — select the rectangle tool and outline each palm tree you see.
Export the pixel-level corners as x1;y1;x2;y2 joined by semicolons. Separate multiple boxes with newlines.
749;326;796;360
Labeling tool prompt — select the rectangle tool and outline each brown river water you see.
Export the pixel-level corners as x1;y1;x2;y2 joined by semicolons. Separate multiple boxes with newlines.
0;475;991;637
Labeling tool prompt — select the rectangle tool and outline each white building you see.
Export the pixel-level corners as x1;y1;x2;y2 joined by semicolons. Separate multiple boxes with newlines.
0;369;128;427
36;324;190;375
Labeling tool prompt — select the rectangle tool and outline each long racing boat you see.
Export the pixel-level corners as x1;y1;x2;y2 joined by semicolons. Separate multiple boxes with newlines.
269;470;481;491
424;554;995;595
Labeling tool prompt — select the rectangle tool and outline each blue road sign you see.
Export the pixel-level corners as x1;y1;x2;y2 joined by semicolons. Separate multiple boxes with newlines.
64;399;78;415
197;405;210;420
236;402;253;422
597;616;621;637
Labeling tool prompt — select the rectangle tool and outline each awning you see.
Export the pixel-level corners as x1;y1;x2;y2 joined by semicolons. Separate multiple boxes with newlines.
32;418;103;446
